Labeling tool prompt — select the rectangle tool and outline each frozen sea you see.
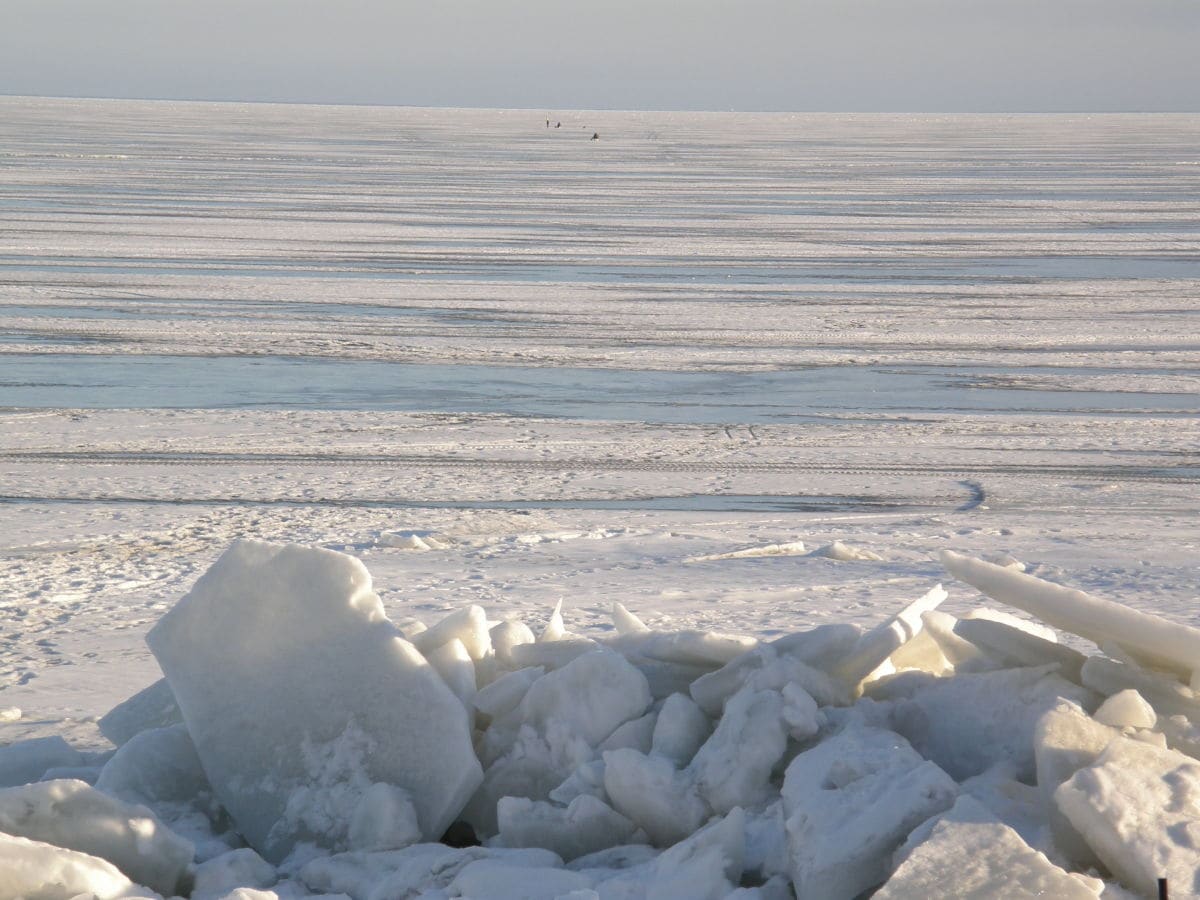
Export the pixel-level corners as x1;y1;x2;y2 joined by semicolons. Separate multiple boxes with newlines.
0;96;1198;741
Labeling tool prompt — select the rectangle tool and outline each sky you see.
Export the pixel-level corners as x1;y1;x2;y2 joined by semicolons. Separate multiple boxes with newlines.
2;0;1198;112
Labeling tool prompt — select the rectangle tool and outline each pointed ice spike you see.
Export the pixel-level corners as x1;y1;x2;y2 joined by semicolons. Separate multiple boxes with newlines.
941;550;1200;677
540;598;567;642
612;602;650;635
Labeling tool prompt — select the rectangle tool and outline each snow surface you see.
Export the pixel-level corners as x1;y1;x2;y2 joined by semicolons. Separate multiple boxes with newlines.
1;97;1199;897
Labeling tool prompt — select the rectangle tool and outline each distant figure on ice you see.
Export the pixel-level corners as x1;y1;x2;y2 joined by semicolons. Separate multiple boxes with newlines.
546;119;550;128
555;122;561;128
591;132;600;141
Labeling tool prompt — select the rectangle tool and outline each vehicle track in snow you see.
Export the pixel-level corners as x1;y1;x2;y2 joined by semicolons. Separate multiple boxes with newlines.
0;449;1196;485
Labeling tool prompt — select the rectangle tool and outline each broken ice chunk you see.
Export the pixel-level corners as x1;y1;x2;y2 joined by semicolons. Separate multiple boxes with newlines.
146;539;482;863
96;724;209;810
425;638;477;717
473;666;544;721
298;843;561;899
540;599;571;642
1033;702;1121;870
627;655;722;701
466;650;652;838
813;541;883;562
1081;656;1200;721
742;800;790;883
941;550;1200;677
598;711;657;754
1093;689;1157;730
410;604;492;661
612;629;759;669
506;638;599;671
93;723;234;860
876;795;1101;899
346;782;422;852
0;778;193;895
191;847;276;900
1056;736;1200;897
0;831;158;900
881;628;954;678
98;678;182;747
890;664;1095;781
829;585;947;691
957;762;1050;852
768;623;864;672
781;724;957;900
780;682;823;741
689;688;788;814
918;610;998;672
611;602;649;634
587;808;745;900
603;748;710;847
953;616;1086;682
643;807;744;900
489;619;536;661
497;794;637;861
651;693;711;767
0;735;84;788
549;759;609;806
450;858;590;900
689;642;846;718
517;649;652;749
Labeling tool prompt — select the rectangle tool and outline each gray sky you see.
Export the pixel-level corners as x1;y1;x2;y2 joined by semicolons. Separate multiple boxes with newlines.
2;0;1198;111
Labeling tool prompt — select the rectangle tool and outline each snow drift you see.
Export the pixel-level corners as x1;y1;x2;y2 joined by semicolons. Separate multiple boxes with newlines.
4;539;1200;898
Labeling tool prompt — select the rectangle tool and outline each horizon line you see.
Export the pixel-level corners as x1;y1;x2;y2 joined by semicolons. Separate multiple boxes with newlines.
3;92;1196;117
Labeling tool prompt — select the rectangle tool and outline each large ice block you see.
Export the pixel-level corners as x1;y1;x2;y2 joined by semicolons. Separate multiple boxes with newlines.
0;778;192;895
875;795;1100;899
1056;736;1200;897
782;725;957;900
146;539;482;863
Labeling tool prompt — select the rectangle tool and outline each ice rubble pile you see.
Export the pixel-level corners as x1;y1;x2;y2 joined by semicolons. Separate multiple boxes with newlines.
5;543;1200;899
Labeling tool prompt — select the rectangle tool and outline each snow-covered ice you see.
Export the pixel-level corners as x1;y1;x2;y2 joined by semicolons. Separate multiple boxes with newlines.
0;778;192;895
1057;737;1200;896
877;795;1101;899
1;97;1199;898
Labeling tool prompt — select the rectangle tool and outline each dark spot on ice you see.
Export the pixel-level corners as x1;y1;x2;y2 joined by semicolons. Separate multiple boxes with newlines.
441;820;480;848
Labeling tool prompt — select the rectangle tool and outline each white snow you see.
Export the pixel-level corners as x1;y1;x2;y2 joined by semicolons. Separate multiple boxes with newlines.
2;99;1200;900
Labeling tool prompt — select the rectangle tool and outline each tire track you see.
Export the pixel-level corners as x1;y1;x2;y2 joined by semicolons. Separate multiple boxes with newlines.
0;450;1196;485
